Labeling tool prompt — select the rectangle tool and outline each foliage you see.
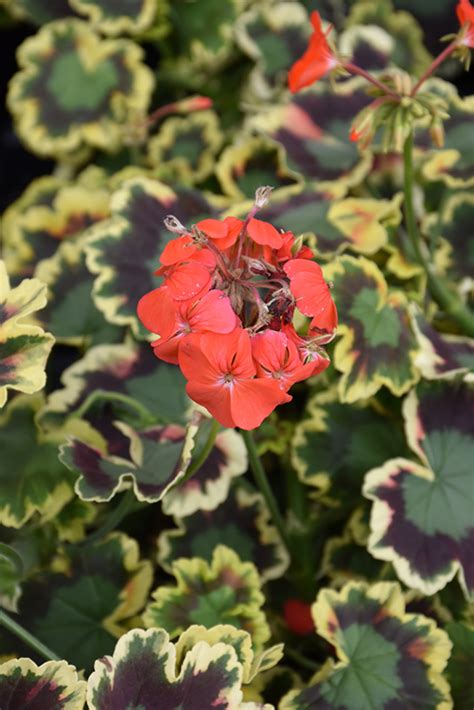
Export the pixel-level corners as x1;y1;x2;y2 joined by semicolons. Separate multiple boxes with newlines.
0;0;472;706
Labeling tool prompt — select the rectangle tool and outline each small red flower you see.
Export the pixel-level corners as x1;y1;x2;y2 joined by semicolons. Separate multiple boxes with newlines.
155;249;216;301
179;329;291;430
251;330;315;389
283;599;315;636
288;11;338;93
457;0;474;45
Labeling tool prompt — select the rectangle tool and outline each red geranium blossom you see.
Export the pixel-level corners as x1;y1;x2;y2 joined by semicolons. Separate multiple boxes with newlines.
179;329;291;430
457;0;474;46
283;598;315;636
137;190;337;429
288;11;338;93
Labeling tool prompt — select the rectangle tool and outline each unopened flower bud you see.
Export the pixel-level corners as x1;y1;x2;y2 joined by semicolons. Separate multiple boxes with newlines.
255;186;273;209
164;215;188;234
430;119;445;148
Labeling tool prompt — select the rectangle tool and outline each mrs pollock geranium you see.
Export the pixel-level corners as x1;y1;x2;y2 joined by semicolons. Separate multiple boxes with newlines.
137;188;337;430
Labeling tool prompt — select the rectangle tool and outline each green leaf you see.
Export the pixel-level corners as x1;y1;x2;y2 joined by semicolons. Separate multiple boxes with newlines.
0;395;73;528
292;386;411;504
61;420;197;503
0;659;86;709
144;545;271;650
11;533;152;673
162;427;247;517
364;381;474;598
158;486;289;583
148;110;223;185
7;19;154;157
445;622;474;710
281;582;452;709
325;255;420;402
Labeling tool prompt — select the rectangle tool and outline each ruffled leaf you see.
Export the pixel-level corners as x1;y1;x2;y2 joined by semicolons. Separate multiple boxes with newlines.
0;262;54;407
86;626;245;709
158;486;289;583
162;426;247;517
144;545;271;650
325;255;420;402
7;19;154;157
281;582;452;709
364;381;474;598
61;420;197;503
445;621;474;710
69;0;157;36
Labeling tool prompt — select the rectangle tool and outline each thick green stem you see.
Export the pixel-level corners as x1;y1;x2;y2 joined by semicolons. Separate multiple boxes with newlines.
0;610;60;662
403;131;474;337
241;429;292;557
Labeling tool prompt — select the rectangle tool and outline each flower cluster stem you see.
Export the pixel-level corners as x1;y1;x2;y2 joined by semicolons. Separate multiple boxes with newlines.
403;131;474;336
342;61;400;99
80;489;139;547
411;41;458;95
0;610;60;662
241;429;292;557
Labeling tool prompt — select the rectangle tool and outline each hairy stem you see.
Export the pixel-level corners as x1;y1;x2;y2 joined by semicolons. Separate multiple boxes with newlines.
241;429;292;556
403;131;474;336
342;61;400;99
0;610;60;662
411;41;458;95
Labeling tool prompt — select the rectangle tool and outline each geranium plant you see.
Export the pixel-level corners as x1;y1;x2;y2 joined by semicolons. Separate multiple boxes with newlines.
0;0;473;708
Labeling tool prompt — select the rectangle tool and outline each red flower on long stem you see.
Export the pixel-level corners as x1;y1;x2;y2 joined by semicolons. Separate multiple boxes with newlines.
137;188;337;429
288;11;338;93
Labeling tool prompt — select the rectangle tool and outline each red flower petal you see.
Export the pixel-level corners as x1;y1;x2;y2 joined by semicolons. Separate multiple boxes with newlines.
284;258;336;324
187;290;237;334
137;286;176;338
160;235;196;266
288;11;337;93
247;218;284;248
229;378;291;430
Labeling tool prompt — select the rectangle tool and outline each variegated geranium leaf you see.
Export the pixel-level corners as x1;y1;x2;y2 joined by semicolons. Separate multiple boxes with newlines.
321;530;389;585
2;168;110;280
158;486;289;583
7;19;154;157
162;426;247;517
60;420;197;503
346;0;432;74
292;387;411;504
0;395;74;528
411;307;474;381
52;496;97;543
422;191;474;297
445;621;474;710
364;380;474;598
0;659;86;710
147;110;223;185
84;176;220;338
325;255;420;402
281;582;452;710
144;545;271;650
234;2;311;99
216;136;301;201
246;80;372;187
338;24;394;74
0;262;54;407
6;533;152;672
86;627;246;709
69;0;157;36
35;236;122;346
175;625;283;685
39;339;189;434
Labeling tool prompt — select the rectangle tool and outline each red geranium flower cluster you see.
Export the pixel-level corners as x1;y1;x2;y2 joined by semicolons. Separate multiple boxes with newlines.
138;189;337;430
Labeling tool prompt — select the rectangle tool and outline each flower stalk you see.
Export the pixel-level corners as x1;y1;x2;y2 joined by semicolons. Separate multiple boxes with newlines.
0;609;60;662
403;130;474;336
